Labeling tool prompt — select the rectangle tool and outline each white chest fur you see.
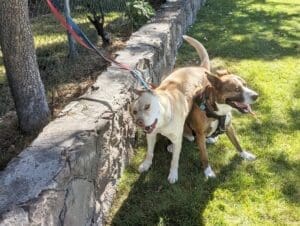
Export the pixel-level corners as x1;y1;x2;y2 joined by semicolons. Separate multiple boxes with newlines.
207;112;232;137
215;103;232;115
207;120;219;137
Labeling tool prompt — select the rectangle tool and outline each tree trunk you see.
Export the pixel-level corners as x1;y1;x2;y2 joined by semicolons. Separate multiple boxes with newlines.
0;0;50;134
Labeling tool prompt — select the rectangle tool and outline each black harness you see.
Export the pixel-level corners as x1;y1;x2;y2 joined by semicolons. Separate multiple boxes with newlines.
195;92;227;138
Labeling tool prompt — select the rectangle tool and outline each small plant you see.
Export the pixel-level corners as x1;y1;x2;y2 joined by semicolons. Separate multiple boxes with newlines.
126;0;155;29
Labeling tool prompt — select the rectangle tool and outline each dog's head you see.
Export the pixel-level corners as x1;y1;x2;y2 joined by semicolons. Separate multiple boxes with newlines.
206;69;258;113
130;89;160;134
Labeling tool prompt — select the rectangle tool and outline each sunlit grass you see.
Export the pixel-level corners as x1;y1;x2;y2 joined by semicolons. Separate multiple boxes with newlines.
0;11;125;116
108;0;300;225
0;10;125;83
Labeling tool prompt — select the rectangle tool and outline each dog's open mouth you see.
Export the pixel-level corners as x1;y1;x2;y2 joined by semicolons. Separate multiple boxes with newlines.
226;100;253;114
143;118;158;134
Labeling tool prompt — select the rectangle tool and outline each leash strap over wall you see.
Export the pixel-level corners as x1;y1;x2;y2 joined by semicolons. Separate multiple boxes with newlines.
46;0;151;90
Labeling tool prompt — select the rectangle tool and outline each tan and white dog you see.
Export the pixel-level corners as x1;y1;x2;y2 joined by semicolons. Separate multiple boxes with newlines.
185;69;259;178
130;35;210;183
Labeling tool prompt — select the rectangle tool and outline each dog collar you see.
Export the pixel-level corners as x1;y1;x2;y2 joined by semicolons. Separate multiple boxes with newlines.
199;102;206;111
195;91;227;137
196;92;210;113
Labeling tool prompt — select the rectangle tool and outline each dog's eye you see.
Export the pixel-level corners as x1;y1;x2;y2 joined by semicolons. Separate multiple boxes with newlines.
133;110;138;115
144;104;151;110
235;87;241;92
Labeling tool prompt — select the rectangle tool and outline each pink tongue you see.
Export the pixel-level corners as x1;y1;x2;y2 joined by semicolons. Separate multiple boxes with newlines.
243;104;255;115
234;101;256;116
247;105;256;116
235;102;253;113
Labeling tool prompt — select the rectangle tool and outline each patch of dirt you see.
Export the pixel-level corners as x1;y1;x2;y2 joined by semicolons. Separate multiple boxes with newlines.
0;112;37;170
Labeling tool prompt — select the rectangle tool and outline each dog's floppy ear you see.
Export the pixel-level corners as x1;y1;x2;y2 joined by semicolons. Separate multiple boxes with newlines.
216;69;229;76
193;85;205;97
205;71;222;89
132;83;156;95
204;86;218;111
148;83;158;89
131;87;153;96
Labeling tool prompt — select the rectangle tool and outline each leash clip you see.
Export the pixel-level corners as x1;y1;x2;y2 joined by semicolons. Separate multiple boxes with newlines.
199;102;206;111
131;69;151;91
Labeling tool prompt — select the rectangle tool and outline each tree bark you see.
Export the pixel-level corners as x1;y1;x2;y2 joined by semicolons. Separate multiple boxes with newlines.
0;0;50;134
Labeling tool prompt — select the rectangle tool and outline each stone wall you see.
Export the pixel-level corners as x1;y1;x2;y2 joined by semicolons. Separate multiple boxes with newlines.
0;0;205;225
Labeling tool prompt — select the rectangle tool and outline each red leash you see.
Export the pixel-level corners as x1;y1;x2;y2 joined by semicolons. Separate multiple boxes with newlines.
46;0;150;89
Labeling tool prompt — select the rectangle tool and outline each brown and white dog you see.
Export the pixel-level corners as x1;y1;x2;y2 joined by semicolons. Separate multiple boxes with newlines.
184;69;259;178
130;35;210;183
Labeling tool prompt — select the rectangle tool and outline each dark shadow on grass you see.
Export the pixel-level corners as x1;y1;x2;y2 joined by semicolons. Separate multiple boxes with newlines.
110;0;299;223
268;152;300;205
105;15;133;36
1;9;132;117
111;138;242;226
251;0;300;6
182;0;299;60
293;79;300;100
288;108;300;131
28;14;133;92
290;78;300;130
0;17;107;116
31;13;130;91
36;41;107;83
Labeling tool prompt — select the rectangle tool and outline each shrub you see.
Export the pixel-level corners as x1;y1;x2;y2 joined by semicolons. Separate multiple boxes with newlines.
126;0;155;29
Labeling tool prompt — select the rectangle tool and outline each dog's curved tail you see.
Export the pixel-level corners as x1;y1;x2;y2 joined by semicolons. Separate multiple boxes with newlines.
182;35;210;71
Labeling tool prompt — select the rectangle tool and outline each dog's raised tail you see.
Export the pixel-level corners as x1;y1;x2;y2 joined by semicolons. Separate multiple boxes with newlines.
182;35;210;70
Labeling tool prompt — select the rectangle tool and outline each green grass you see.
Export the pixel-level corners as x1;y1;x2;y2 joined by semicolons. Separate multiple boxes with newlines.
0;10;126;78
108;0;300;225
0;11;128;116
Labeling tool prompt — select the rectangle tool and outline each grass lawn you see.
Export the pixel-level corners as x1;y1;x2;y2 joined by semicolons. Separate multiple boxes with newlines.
0;11;129;116
108;0;300;225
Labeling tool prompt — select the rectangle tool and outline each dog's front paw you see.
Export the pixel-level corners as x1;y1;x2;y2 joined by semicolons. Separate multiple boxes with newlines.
138;160;152;173
240;151;256;161
167;144;174;153
206;136;219;144
184;134;195;142
168;169;178;184
204;165;216;178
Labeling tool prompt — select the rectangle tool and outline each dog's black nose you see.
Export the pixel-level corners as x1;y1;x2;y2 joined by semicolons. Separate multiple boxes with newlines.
252;93;259;101
136;119;144;127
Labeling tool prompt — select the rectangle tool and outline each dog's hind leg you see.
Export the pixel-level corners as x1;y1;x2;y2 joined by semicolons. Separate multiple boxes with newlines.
206;136;219;144
195;132;216;178
183;123;195;142
167;143;174;153
226;124;256;161
139;133;157;173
